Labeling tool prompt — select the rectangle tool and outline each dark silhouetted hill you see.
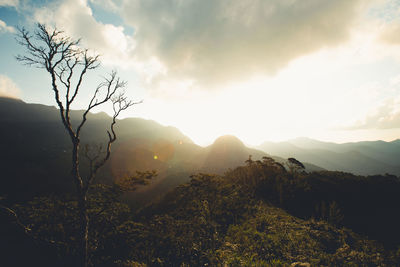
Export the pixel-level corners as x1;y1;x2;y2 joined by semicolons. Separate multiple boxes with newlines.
0;97;193;202
0;98;321;204
202;135;265;173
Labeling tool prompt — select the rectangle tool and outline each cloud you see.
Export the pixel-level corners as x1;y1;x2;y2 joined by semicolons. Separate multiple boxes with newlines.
347;96;400;129
0;19;15;33
374;0;400;47
0;75;21;99
0;0;18;7
30;0;392;98
380;20;400;45
34;0;134;67
121;0;367;90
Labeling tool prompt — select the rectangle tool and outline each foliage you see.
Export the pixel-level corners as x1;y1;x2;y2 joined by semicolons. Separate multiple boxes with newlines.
13;184;133;266
227;157;400;247
6;156;400;266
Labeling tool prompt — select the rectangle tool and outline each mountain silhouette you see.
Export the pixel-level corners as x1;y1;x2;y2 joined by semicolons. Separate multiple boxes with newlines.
257;137;400;175
0;97;323;204
202;135;266;173
0;97;192;202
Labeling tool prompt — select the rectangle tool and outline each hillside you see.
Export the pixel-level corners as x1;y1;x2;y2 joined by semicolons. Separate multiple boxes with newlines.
2;98;400;266
0;97;194;201
257;137;400;175
4;157;400;266
0;97;321;204
134;172;394;266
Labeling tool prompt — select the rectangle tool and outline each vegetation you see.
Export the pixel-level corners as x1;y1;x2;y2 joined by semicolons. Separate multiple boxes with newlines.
2;21;399;267
2;156;400;266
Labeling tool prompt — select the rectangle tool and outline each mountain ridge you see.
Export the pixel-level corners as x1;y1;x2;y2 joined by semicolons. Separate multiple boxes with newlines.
257;137;400;175
1;97;398;204
0;97;324;204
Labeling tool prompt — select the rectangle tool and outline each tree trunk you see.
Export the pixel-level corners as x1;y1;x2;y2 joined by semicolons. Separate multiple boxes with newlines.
72;140;89;267
78;193;89;267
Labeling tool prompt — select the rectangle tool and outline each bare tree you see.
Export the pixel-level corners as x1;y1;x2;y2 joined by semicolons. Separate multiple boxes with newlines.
16;23;138;267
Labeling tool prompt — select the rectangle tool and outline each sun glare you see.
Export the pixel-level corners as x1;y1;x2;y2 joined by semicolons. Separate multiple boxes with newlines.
129;41;400;147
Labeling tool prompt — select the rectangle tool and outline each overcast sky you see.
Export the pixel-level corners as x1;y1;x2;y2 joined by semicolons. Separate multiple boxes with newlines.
1;0;400;146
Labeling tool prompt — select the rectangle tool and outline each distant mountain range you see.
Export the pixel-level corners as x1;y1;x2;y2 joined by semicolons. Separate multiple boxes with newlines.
256;137;400;176
0;97;315;203
1;97;398;204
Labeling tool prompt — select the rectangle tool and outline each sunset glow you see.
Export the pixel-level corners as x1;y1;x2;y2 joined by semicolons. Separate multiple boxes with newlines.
1;0;400;146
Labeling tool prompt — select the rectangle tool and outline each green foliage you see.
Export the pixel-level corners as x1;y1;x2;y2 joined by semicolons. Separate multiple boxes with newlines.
217;204;386;266
226;157;400;247
130;172;395;266
8;157;400;266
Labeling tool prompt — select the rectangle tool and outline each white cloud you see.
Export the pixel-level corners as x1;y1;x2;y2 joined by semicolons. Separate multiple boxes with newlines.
0;0;18;7
20;0;400;143
380;20;400;45
0;19;15;33
390;74;400;86
0;75;21;99
34;0;134;68
348;96;400;130
31;0;393;98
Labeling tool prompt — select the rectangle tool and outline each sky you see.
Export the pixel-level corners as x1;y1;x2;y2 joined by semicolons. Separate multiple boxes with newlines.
1;0;400;146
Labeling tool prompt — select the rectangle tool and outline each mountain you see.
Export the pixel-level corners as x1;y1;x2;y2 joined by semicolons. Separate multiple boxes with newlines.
201;135;265;173
3;98;400;265
0;97;193;201
257;137;400;175
0;97;321;204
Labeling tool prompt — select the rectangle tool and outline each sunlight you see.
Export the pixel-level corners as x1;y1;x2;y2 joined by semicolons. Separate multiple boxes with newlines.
131;41;399;147
5;1;400;265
